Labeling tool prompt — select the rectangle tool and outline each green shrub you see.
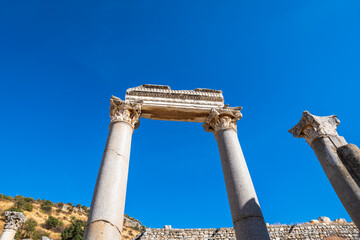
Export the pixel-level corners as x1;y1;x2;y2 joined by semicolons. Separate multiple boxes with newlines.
15;218;40;240
56;208;62;213
57;202;64;208
40;200;53;214
45;216;64;231
3;195;13;201
15;198;33;212
61;217;86;240
5;207;23;213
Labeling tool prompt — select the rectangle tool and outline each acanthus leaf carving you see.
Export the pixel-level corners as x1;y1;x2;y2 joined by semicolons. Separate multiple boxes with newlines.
289;111;340;145
110;96;141;129
203;105;242;134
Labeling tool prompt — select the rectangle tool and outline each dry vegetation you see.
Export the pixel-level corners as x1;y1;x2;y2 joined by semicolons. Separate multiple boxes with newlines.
0;196;141;240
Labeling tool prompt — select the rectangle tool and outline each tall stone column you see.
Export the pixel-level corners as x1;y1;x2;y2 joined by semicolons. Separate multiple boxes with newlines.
203;107;270;240
0;211;26;240
289;111;360;229
84;96;141;240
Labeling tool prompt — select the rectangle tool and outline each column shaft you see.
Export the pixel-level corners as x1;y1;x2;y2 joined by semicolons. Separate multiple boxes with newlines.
312;137;360;228
215;129;270;240
84;121;134;240
0;229;16;240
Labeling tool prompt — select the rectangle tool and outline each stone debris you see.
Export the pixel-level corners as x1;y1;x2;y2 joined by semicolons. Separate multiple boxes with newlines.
319;217;332;223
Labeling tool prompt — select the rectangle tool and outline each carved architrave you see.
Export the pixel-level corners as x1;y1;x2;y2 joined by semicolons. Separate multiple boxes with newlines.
203;105;242;134
289;111;341;145
125;84;225;122
110;96;141;129
4;211;26;230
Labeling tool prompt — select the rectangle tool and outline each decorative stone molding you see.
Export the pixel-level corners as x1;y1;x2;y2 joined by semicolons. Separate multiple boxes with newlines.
124;85;225;122
289;111;341;145
203;105;242;134
110;96;141;129
3;211;26;230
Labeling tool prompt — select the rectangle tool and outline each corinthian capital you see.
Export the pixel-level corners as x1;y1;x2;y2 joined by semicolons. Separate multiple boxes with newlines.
110;96;141;129
203;105;242;134
289;111;340;145
4;211;26;230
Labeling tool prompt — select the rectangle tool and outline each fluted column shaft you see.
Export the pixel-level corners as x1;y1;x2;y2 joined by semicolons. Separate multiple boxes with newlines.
289;111;360;229
204;107;270;240
84;97;141;240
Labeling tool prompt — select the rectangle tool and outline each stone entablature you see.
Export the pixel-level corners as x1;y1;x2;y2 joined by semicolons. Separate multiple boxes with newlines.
137;223;359;240
124;84;235;122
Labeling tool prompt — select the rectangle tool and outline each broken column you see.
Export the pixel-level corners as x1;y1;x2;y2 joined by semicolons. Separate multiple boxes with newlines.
83;96;141;240
204;107;270;240
0;211;26;240
289;111;360;229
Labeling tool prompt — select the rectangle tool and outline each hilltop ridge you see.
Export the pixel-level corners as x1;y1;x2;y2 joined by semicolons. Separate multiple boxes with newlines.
0;194;142;240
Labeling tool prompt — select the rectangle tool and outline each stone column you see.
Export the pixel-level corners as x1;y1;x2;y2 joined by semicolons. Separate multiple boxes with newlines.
289;111;360;229
0;211;26;240
203;106;270;240
84;96;141;240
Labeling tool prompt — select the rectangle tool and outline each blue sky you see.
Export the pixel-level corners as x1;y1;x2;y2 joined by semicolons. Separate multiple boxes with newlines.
1;0;360;228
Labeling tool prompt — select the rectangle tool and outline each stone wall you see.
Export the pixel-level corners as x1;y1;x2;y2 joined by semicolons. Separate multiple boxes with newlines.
137;223;359;240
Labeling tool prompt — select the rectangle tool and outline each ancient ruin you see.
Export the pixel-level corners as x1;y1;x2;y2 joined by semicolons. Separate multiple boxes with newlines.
289;111;360;230
136;218;358;240
0;211;26;240
83;84;270;240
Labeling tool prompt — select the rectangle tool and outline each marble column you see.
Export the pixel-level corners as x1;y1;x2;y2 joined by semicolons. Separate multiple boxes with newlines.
203;107;270;240
0;211;26;240
84;96;141;240
289;111;360;229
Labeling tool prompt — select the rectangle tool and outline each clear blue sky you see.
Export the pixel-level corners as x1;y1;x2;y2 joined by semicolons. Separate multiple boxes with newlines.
1;0;360;228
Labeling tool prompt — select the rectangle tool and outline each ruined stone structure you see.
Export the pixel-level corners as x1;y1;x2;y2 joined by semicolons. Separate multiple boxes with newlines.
0;211;26;240
84;85;270;240
136;221;358;240
289;111;360;230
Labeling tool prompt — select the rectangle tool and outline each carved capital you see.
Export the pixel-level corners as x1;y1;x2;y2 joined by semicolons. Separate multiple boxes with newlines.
110;96;141;129
4;211;26;230
203;105;242;134
289;111;340;145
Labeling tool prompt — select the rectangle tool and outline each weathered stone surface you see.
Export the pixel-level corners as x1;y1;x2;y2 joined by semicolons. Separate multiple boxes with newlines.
3;211;26;230
318;217;332;223
0;211;26;240
334;218;347;223
290;111;360;230
125;84;229;122
110;96;141;129
207;116;270;240
203;106;242;134
136;222;359;240
337;144;360;183
84;120;136;240
289;111;343;146
41;236;53;240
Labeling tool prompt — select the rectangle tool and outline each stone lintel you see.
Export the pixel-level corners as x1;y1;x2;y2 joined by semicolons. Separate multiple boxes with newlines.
289;111;341;145
125;84;226;122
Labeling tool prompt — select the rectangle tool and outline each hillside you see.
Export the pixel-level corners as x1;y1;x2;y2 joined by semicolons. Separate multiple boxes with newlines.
0;194;142;240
